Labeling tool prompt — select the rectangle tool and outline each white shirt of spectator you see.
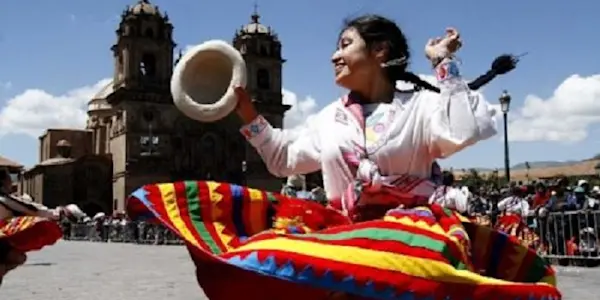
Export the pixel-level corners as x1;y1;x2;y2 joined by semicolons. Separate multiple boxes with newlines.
428;186;469;213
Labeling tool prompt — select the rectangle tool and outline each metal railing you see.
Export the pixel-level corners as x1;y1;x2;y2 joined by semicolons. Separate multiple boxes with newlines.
63;222;184;245
470;209;600;267
537;210;600;266
61;211;600;267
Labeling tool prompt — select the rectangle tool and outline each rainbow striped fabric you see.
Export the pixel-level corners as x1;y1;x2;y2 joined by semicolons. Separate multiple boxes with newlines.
127;181;561;300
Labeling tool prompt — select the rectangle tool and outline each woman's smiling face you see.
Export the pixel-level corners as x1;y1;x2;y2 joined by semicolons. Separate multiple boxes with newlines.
331;27;381;91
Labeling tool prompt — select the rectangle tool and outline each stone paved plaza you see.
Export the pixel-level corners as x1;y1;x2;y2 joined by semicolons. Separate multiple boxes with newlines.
2;241;599;299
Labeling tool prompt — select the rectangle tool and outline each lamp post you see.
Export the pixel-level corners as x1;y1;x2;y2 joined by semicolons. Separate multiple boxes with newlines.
493;168;499;188
499;90;512;183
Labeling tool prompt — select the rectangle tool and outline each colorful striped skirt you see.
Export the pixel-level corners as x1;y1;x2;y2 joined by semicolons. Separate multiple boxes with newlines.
0;216;63;258
496;214;541;250
127;181;561;300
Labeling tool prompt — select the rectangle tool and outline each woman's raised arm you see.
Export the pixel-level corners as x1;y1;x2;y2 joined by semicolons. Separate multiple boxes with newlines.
235;87;322;177
421;28;498;158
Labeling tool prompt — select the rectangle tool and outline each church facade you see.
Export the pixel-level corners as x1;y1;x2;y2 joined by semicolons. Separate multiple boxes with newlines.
21;0;290;215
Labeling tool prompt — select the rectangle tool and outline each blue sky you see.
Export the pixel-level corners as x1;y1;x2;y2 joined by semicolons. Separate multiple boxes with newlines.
0;0;599;169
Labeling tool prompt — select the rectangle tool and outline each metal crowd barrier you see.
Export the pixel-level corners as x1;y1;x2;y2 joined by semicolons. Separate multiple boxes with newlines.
62;222;184;245
60;211;600;267
537;210;600;267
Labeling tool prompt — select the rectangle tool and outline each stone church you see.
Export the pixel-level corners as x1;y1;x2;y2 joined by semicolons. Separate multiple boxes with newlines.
21;0;290;215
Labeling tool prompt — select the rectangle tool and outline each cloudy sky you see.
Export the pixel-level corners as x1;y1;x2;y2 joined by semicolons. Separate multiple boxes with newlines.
0;0;599;169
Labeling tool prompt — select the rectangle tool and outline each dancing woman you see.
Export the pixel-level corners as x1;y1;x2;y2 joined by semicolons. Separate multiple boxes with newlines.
496;186;541;249
0;168;83;285
128;14;560;300
429;171;469;214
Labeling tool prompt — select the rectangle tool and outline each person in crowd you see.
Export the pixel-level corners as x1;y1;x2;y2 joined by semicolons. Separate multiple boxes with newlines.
309;186;328;205
577;180;590;193
429;171;468;214
589;186;600;210
466;187;492;226
544;177;575;212
498;185;531;217
280;174;307;198
532;182;551;210
572;186;600;211
127;14;558;300
495;185;541;249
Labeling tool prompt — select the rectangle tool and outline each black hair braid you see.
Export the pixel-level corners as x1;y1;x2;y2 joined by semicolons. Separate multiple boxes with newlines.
395;71;440;93
468;54;518;90
343;14;519;95
398;53;519;93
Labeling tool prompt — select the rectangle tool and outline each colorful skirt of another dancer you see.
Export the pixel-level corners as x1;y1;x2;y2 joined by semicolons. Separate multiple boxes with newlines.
0;216;63;259
495;214;541;250
127;181;561;300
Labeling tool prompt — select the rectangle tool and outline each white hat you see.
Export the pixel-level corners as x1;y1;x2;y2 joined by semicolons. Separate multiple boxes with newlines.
65;204;86;219
171;40;247;122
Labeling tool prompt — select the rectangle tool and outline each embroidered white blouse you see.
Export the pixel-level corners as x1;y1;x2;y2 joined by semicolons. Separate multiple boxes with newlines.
497;196;531;217
240;61;497;201
429;186;469;213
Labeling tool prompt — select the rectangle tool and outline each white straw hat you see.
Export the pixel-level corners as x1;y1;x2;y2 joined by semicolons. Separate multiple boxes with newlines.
171;40;247;122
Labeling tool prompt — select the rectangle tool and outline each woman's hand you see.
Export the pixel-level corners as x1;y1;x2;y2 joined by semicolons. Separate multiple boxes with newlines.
425;27;463;65
234;87;259;125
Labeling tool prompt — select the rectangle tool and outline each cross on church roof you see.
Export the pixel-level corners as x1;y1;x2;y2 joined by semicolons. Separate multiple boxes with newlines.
251;1;260;23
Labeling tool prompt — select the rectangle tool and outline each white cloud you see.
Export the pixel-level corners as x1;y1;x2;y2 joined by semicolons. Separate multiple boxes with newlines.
280;73;600;143
282;89;319;129
0;78;111;137
9;72;594;144
507;74;600;143
0;75;317;137
182;45;194;54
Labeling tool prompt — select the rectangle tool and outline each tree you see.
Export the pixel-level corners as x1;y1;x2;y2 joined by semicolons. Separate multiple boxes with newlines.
461;169;485;188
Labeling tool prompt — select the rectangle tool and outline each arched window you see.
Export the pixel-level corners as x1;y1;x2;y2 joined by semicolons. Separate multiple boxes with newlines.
257;68;270;90
139;53;156;77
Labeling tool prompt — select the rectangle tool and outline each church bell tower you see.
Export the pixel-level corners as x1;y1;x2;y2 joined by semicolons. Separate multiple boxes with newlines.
233;8;291;191
111;0;175;93
106;0;177;210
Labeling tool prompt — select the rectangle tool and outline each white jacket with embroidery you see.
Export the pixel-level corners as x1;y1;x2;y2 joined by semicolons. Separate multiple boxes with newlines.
240;71;497;201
